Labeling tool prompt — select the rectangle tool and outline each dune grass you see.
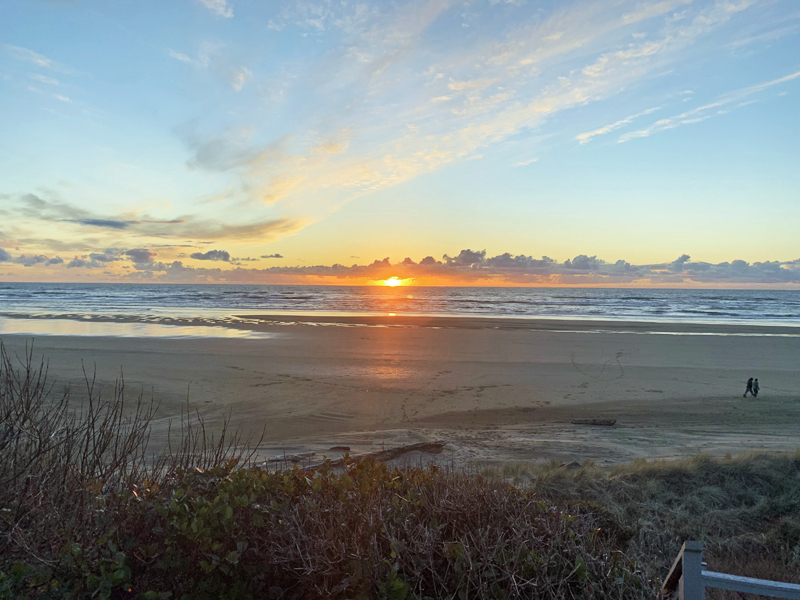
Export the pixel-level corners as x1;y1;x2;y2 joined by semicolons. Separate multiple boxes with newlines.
482;451;800;597
1;342;798;599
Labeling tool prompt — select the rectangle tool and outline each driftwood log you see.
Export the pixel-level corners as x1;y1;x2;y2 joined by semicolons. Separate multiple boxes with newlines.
570;418;617;426
267;451;316;463
304;440;446;470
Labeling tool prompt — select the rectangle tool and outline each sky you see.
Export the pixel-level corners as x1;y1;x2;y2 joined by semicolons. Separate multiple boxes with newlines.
1;0;799;286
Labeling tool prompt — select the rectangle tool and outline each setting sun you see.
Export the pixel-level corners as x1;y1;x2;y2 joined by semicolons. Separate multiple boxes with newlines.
384;277;403;287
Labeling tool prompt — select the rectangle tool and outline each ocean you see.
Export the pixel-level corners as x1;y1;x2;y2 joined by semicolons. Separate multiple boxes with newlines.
1;283;799;326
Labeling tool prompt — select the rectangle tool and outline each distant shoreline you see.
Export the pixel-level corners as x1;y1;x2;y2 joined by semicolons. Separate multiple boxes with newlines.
2;310;800;338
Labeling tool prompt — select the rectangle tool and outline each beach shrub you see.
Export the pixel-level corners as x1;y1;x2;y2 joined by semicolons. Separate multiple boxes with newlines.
0;342;255;600
2;458;654;600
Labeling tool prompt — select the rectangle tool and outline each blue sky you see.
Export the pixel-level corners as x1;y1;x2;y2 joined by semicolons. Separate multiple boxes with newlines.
1;0;799;285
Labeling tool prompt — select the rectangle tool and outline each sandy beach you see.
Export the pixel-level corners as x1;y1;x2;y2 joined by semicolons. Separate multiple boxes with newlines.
1;314;799;465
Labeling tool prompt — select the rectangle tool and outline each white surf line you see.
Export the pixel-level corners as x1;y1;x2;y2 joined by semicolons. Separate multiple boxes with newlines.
549;329;800;337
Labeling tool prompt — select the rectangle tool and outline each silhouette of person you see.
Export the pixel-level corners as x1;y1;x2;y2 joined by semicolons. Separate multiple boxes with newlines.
743;377;754;397
753;378;759;398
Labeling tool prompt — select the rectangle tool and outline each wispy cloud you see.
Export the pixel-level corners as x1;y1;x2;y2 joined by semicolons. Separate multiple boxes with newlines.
4;44;75;74
231;66;252;92
182;0;761;217
620;69;800;142
30;74;60;85
621;0;694;25
5;44;56;68
577;106;662;144
727;12;800;48
195;0;233;18
165;43;251;91
166;49;193;63
448;77;500;92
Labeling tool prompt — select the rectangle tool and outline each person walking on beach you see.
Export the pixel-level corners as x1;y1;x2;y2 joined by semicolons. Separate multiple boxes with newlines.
743;377;754;397
753;378;760;398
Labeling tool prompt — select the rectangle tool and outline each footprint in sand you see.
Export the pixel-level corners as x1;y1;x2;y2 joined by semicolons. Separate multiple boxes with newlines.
397;370;453;423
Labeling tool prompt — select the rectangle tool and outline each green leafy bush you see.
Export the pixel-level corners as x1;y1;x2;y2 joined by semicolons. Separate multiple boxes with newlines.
2;457;654;600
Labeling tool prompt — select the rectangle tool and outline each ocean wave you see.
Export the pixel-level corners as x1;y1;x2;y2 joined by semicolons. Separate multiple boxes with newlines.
0;284;798;326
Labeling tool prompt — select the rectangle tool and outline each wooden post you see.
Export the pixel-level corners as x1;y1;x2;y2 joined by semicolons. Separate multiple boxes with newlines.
679;541;705;600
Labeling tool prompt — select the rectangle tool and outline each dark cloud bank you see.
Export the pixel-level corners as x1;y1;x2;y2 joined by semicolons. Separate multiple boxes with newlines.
0;250;64;267
13;193;299;243
4;245;797;286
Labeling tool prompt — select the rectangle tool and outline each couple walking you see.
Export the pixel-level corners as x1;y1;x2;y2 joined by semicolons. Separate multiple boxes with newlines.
744;377;760;398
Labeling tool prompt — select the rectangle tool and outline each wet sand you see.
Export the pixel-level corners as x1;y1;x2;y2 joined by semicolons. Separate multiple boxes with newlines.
1;314;799;465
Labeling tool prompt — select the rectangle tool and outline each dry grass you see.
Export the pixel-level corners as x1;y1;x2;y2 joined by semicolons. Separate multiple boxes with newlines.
0;342;259;583
481;451;800;597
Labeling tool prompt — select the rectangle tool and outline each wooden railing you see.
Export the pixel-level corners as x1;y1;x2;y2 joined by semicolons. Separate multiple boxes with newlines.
663;541;800;599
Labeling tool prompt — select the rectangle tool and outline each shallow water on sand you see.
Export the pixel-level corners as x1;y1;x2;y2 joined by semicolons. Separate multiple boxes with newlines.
0;316;275;339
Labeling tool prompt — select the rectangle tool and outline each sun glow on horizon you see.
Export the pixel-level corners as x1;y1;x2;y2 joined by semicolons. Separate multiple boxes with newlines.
384;277;403;287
